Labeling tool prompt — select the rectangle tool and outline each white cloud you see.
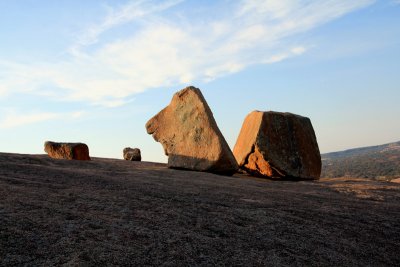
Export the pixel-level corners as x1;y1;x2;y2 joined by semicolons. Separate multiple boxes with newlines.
71;111;85;118
0;0;375;107
0;85;7;96
291;46;306;55
0;110;86;129
70;0;184;55
0;112;60;129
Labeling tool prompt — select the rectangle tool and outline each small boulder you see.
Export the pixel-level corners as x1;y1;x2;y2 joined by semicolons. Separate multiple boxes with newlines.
123;147;141;161
44;141;91;160
145;86;238;175
233;111;321;180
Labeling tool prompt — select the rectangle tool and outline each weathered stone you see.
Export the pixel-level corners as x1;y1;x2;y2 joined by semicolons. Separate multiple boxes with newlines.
391;178;400;184
123;147;141;161
145;86;238;175
44;141;91;161
233;111;321;179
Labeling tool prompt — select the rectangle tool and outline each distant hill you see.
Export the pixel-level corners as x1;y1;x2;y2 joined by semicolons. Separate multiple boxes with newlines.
321;141;400;180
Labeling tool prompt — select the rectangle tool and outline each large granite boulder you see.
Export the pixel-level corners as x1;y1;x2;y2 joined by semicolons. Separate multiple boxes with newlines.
123;147;141;161
145;86;238;175
44;141;91;161
233;111;321;179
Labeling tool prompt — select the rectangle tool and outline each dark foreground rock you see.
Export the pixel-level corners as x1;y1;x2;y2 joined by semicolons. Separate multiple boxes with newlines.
233;111;321;179
1;152;400;266
44;141;90;160
123;147;141;161
146;86;237;175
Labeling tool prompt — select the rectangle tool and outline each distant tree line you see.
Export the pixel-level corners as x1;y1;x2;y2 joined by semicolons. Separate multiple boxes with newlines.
321;149;400;180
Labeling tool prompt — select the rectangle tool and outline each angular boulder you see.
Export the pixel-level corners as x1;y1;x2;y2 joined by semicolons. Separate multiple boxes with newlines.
44;141;91;161
233;111;321;180
123;147;141;161
145;86;238;175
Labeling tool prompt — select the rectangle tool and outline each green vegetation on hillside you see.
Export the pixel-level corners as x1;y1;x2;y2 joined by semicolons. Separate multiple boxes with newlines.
321;141;400;180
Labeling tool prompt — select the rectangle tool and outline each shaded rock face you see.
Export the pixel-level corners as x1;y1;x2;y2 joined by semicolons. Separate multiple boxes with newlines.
145;86;238;175
123;147;141;161
233;111;321;180
44;141;91;161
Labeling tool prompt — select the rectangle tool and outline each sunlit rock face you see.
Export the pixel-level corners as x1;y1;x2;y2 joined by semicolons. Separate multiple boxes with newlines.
44;141;91;161
233;111;321;180
146;86;238;175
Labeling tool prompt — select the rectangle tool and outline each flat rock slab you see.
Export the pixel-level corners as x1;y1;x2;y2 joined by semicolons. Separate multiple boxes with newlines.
146;86;238;175
1;152;400;266
44;141;91;160
233;111;321;179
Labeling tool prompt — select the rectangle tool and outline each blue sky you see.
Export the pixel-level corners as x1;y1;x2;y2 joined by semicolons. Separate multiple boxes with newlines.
0;0;399;162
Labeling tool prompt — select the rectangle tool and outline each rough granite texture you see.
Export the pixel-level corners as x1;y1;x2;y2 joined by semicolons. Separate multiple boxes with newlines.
123;147;141;161
1;153;400;266
146;86;238;175
44;141;90;161
233;111;321;179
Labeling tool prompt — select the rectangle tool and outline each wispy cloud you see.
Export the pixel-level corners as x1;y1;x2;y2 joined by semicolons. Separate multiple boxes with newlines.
69;0;183;55
0;112;60;129
0;0;375;107
0;110;85;129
